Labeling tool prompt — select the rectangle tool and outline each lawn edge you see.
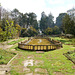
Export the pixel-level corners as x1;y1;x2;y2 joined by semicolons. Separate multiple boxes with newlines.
7;53;18;65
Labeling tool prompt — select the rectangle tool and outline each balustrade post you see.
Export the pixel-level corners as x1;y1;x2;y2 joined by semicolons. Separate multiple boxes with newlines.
33;45;35;50
46;45;48;50
40;46;41;50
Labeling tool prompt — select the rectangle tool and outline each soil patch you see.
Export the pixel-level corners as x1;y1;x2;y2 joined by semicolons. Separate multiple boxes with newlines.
11;49;15;51
72;65;75;69
24;59;34;67
34;60;44;66
36;51;44;53
53;72;64;75
34;73;48;75
23;67;30;73
71;47;75;48
25;72;33;75
0;45;13;49
27;55;34;59
35;55;42;58
35;68;48;74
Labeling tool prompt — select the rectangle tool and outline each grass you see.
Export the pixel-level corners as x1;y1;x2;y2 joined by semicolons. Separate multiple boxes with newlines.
63;50;75;65
0;49;16;64
65;51;75;63
9;37;75;75
8;37;28;45
0;36;74;75
50;37;75;45
70;52;75;59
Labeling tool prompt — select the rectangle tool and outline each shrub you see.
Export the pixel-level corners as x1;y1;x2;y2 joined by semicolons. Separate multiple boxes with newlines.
0;55;3;59
0;61;5;64
67;51;73;54
72;39;75;47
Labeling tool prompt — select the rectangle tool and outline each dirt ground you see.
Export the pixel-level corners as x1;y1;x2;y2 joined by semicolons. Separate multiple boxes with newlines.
0;39;19;49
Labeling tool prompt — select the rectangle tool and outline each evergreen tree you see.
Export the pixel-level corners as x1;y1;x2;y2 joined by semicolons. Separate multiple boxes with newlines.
56;13;66;27
40;12;54;31
63;14;75;35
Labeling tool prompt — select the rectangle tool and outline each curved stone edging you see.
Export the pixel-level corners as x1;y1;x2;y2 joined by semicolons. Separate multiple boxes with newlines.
0;53;18;74
7;53;18;65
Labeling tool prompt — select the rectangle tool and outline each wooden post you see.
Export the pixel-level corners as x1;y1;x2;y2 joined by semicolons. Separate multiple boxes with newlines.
50;45;51;50
37;45;38;50
46;45;48;50
28;45;29;49
30;46;31;50
43;46;44;50
36;46;38;50
40;46;41;50
33;45;35;50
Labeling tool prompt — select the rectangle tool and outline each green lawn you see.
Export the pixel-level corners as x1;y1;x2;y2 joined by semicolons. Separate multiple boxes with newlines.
0;37;74;75
64;51;75;64
70;52;75;59
50;37;75;45
0;49;16;64
9;37;75;75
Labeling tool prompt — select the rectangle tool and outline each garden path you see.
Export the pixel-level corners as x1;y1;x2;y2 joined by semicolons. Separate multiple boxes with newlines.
0;39;19;49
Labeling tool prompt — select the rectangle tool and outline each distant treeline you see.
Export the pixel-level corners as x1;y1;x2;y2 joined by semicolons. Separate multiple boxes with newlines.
0;5;75;41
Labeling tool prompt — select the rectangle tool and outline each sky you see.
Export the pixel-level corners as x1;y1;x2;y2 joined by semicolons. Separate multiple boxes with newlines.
0;0;75;21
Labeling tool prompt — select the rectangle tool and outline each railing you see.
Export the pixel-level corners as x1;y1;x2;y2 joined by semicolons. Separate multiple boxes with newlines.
18;43;62;51
18;37;62;51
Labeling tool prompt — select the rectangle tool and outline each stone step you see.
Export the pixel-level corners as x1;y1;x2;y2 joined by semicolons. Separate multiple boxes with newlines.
0;65;10;72
0;71;6;75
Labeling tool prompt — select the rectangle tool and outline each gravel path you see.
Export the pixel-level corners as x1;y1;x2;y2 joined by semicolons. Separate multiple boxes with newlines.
0;44;13;49
0;39;19;49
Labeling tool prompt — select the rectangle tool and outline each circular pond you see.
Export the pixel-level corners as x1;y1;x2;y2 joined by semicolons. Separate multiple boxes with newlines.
18;37;62;51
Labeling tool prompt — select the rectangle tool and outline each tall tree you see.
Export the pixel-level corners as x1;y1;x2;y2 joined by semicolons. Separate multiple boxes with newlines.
18;12;38;29
28;12;38;29
11;8;20;26
19;13;28;28
0;3;1;20
47;13;54;27
40;11;47;31
56;13;66;27
63;14;75;35
40;12;54;31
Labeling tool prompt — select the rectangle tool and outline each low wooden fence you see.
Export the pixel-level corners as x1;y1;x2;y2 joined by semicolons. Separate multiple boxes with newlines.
18;43;62;51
